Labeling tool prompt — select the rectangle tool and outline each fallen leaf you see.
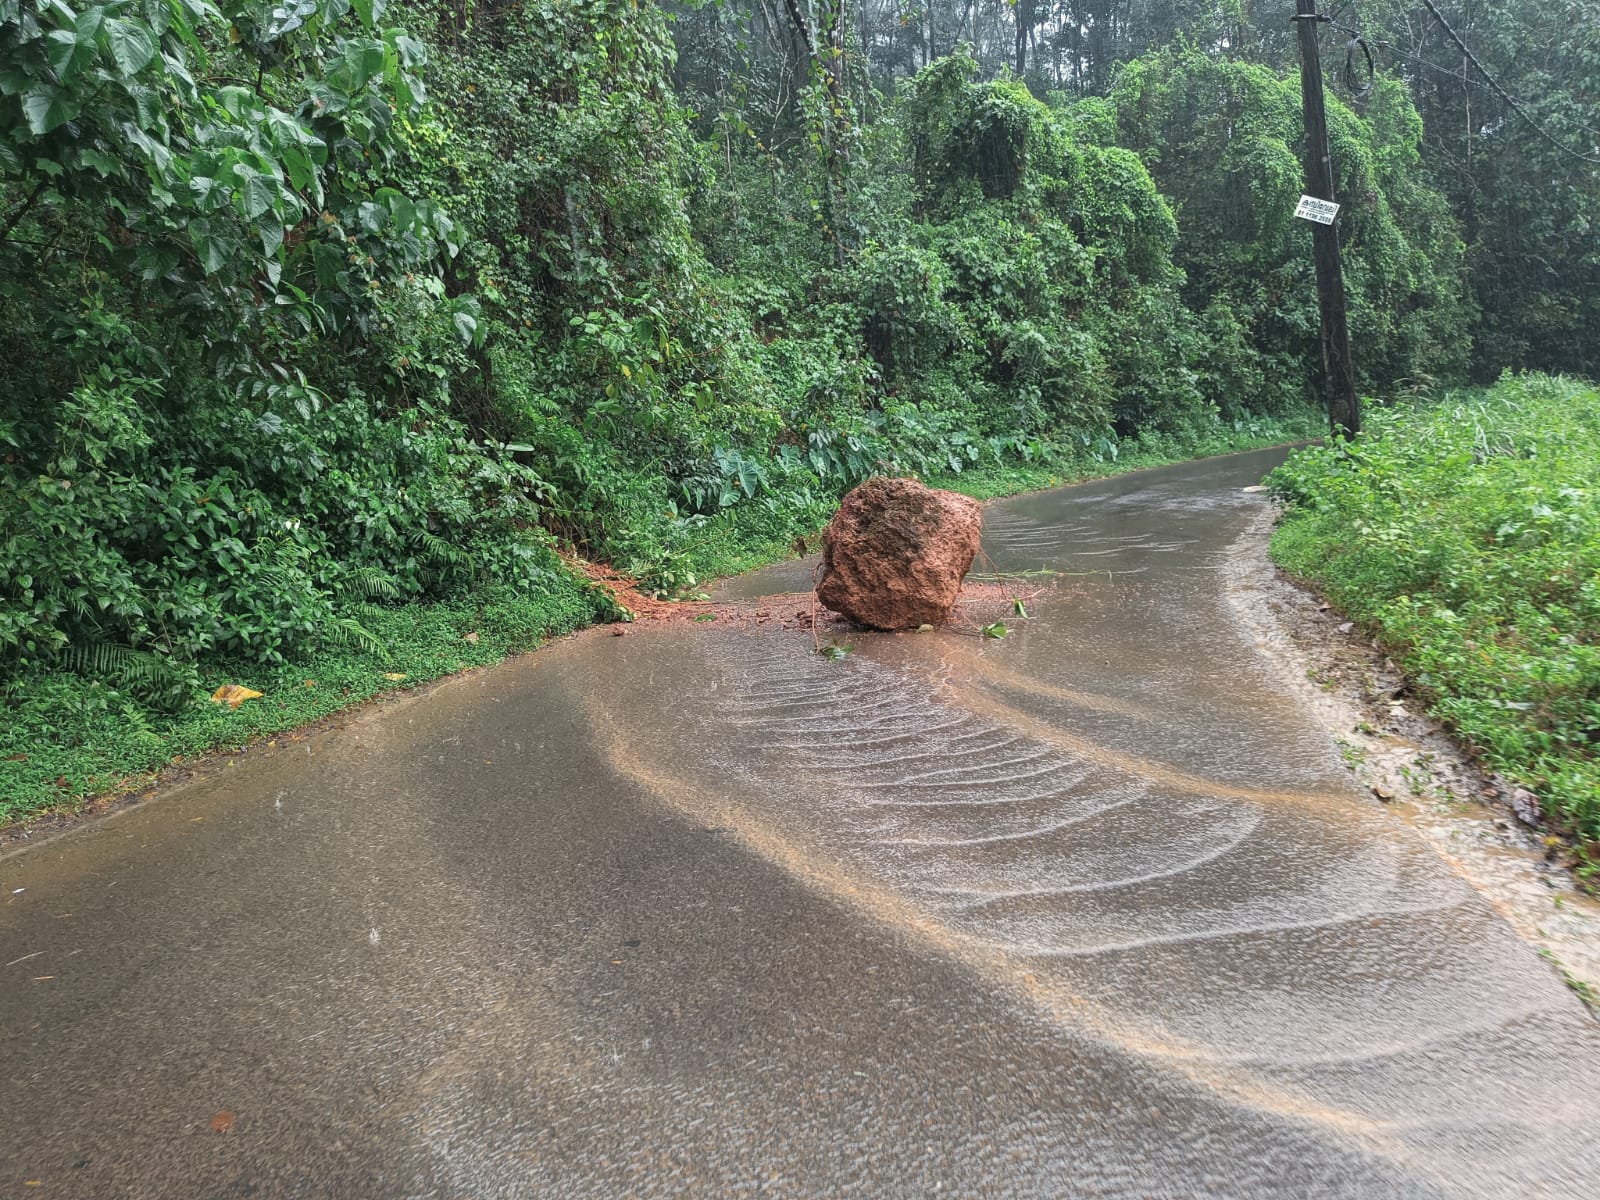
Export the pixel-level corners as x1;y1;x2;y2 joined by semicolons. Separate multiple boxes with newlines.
382;672;407;681
463;631;480;644
5;753;27;762
303;680;316;688
210;1110;235;1134
210;684;263;709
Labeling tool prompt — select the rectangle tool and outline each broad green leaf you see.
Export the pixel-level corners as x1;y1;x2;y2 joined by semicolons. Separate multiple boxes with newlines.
311;240;344;289
142;0;171;36
385;192;415;232
258;211;284;257
120;119;172;172
0;65;34;96
215;85;253;119
188;219;228;273
128;78;164;128
75;146;120;176
21;84;83;135
278;142;314;191
386;31;425;68
75;6;105;43
103;18;157;76
341;39;384;88
47;30;96;82
160;51;195;94
234;167;278;221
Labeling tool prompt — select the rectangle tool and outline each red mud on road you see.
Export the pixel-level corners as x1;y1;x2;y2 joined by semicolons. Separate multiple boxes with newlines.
575;556;1055;642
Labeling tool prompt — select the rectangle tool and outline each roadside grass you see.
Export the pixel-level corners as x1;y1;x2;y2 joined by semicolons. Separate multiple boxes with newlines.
1267;374;1600;868
0;582;611;825
1;408;1320;827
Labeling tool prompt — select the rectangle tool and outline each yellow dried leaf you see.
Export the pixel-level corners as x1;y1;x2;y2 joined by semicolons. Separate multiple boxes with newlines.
382;672;407;681
210;685;263;709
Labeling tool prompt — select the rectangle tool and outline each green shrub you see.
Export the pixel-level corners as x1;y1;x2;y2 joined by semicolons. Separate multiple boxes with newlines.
1269;375;1600;858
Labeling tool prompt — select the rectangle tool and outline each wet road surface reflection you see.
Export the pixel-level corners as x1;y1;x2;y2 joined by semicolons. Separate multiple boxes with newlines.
4;448;1598;1197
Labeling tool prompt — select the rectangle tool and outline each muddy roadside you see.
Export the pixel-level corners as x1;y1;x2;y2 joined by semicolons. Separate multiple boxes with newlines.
1226;504;1600;1010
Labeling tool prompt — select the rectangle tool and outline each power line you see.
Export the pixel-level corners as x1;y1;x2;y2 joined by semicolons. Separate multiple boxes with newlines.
1330;22;1493;93
1416;0;1599;163
1327;17;1600;160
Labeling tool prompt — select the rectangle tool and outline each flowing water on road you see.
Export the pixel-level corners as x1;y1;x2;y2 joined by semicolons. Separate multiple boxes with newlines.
4;449;1598;1197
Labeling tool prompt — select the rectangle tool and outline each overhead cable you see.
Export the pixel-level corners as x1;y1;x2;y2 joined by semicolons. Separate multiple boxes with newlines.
1415;0;1600;164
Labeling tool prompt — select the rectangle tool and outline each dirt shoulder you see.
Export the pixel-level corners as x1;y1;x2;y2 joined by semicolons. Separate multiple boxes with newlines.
1226;505;1600;1010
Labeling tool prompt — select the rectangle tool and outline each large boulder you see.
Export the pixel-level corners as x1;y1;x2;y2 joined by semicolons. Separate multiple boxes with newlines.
816;477;983;630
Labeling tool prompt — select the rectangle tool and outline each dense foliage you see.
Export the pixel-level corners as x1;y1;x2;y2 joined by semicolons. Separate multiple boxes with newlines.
2;0;1597;817
0;0;559;686
1270;375;1600;856
1112;49;1473;396
713;0;1600;381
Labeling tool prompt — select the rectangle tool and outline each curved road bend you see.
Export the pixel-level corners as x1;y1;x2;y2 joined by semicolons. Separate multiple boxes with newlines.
4;448;1599;1198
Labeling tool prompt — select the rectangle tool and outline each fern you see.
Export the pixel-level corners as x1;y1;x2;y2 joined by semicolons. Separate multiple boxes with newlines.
324;617;385;655
248;565;313;599
414;530;471;565
340;566;402;601
61;642;196;711
63;642;181;689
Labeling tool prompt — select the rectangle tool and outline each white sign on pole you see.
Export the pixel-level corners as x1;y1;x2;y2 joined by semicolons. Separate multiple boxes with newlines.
1294;195;1341;225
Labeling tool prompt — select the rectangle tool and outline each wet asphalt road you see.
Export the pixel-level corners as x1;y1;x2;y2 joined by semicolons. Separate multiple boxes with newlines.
4;448;1600;1199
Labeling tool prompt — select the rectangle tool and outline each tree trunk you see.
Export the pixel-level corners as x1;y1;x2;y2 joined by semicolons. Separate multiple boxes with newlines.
1015;0;1033;73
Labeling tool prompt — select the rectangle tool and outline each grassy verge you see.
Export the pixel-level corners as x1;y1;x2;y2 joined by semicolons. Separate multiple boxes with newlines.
0;580;611;825
1267;374;1600;867
1;408;1321;827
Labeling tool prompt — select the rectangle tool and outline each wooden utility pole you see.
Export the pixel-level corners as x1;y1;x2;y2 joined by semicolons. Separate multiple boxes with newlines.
1293;0;1361;438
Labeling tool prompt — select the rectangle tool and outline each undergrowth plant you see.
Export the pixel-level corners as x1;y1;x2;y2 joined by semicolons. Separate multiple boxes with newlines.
1269;375;1600;866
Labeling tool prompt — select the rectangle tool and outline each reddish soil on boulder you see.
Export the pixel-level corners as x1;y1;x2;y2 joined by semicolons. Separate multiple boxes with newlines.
815;477;983;630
